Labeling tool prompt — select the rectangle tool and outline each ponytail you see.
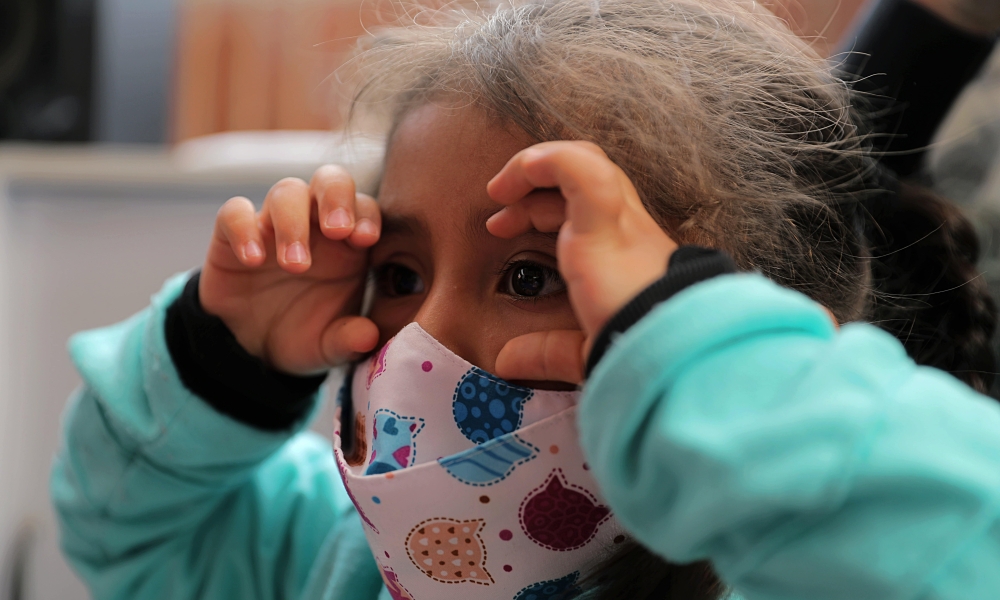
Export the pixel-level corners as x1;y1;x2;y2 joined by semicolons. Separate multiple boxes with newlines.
581;541;724;600
867;182;998;394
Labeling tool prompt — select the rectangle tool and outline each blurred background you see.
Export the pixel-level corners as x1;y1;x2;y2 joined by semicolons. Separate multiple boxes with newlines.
0;0;998;598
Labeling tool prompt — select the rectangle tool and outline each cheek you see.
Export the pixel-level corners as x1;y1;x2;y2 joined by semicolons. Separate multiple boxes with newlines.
367;293;580;373
492;298;580;343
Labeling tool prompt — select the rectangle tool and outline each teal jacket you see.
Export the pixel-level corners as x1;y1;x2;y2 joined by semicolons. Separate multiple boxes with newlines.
52;272;1000;599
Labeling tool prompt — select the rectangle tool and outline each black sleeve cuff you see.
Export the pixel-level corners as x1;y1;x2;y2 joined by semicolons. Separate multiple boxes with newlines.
837;0;997;177
164;272;326;431
584;246;737;378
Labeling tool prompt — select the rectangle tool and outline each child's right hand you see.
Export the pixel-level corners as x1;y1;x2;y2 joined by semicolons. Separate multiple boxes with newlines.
199;166;382;375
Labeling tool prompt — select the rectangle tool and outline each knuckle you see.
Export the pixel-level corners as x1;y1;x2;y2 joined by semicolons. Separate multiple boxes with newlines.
593;165;622;194
312;165;355;201
354;193;377;211
313;163;351;183
575;140;607;158
218;196;249;219
270;177;308;197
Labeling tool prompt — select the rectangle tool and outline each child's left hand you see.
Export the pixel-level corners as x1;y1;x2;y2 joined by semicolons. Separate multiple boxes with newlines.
487;141;678;384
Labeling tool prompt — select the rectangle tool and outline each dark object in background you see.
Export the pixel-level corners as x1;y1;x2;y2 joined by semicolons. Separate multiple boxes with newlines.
838;0;997;178
0;0;96;141
1;520;33;600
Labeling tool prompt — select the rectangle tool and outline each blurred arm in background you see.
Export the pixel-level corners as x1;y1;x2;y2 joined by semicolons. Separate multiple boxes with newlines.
913;0;1000;36
837;0;999;177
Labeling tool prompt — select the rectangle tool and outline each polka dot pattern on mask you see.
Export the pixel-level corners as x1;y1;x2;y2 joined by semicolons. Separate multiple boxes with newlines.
452;367;533;444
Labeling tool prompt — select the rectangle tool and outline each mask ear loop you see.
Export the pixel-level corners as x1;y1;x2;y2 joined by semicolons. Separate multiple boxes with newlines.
341;269;375;457
337;365;358;455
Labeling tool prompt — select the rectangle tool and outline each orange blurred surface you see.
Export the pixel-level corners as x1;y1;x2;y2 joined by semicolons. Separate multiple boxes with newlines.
171;0;870;142
173;0;380;141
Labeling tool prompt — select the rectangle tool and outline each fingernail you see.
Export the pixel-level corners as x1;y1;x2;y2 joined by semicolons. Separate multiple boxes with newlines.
355;219;378;236
285;242;308;264
325;208;352;229
243;241;263;260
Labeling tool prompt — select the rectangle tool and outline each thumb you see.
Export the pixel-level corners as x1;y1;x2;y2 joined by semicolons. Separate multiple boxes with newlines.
494;330;586;385
320;316;380;367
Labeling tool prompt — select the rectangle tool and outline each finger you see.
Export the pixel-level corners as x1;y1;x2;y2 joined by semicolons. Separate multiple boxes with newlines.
486;189;565;239
311;165;357;241
488;142;627;234
263;177;312;272
320;316;380;366
215;196;265;266
494;330;585;385
348;194;382;249
487;141;604;203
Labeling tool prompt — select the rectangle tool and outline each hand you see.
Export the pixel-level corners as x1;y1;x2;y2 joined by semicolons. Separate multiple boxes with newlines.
199;166;381;375
487;141;678;384
913;0;1000;36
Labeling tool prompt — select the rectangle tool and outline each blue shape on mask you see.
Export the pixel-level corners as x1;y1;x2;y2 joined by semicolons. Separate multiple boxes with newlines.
452;367;533;444
364;409;424;476
514;571;581;600
438;434;538;486
365;461;398;475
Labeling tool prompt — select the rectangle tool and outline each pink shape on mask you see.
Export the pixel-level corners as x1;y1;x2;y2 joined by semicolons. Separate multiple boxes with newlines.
379;562;414;600
519;469;610;551
392;446;411;468
367;340;391;389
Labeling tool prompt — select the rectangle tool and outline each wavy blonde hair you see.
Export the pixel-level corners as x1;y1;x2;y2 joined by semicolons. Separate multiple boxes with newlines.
345;0;881;323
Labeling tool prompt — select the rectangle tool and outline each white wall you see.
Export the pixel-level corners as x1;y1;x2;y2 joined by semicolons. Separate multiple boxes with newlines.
0;180;24;599
1;181;228;599
0;141;373;599
8;190;224;600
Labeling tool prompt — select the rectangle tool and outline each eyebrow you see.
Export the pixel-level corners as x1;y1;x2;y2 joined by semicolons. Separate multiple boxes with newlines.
380;213;431;239
380;204;558;248
463;204;558;248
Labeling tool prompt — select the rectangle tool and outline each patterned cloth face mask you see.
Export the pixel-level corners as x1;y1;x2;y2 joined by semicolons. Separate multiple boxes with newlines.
334;322;625;600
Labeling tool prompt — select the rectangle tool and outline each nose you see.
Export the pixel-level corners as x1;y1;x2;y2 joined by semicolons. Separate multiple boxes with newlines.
414;281;494;372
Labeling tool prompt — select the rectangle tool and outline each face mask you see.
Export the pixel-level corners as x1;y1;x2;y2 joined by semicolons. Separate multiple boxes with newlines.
333;323;625;600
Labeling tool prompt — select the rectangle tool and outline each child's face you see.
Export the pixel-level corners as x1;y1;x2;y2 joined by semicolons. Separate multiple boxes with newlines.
369;102;580;376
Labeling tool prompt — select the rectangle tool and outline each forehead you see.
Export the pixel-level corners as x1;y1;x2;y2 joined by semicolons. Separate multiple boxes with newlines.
378;102;535;216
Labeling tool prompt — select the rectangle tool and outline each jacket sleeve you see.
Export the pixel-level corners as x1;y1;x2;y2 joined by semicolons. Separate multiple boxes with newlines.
50;273;383;600
580;273;1000;600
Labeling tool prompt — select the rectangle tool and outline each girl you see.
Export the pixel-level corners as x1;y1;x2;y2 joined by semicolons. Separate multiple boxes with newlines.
52;1;1000;599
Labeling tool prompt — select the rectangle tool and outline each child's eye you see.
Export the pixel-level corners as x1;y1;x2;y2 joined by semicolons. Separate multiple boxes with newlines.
502;261;566;298
375;264;425;298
